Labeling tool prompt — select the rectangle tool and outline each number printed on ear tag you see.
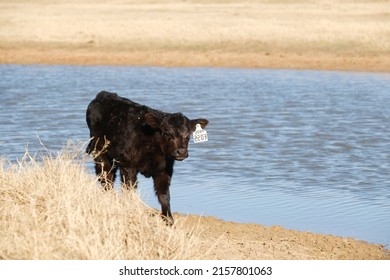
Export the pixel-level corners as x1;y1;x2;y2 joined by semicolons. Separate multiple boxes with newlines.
193;124;208;143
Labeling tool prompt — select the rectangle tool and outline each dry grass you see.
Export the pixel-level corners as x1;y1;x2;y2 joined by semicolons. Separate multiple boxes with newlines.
0;143;207;260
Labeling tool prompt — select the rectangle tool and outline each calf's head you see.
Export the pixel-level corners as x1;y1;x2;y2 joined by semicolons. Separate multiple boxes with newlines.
145;112;208;160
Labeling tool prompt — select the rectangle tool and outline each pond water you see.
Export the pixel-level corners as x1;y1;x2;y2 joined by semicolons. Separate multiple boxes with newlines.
1;64;389;248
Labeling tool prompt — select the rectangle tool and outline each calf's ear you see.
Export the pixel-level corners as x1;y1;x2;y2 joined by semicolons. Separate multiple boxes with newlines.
189;118;209;131
145;112;162;129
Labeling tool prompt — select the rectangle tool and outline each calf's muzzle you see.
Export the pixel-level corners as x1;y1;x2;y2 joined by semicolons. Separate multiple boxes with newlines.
174;148;188;161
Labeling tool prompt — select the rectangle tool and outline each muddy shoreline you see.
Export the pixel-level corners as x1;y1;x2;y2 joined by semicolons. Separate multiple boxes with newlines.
1;47;389;72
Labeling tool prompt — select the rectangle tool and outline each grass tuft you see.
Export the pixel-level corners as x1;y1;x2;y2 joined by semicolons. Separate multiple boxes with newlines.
0;144;206;260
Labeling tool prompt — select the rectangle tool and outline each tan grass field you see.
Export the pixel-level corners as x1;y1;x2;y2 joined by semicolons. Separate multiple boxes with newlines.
0;145;389;260
0;0;389;71
0;145;208;260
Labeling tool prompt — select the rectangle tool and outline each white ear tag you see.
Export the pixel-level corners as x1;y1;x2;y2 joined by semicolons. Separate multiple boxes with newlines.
193;124;208;143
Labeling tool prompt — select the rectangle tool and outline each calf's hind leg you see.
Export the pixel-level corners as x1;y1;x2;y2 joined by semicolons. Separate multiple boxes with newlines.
120;167;138;190
94;155;117;190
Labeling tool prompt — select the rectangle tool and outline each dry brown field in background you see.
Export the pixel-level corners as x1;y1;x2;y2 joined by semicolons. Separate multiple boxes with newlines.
0;0;389;71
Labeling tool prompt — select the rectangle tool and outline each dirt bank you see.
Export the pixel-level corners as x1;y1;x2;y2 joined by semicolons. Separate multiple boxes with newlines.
176;215;389;260
2;47;390;72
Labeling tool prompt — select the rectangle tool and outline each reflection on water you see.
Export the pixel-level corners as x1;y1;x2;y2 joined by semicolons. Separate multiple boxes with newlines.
1;65;389;247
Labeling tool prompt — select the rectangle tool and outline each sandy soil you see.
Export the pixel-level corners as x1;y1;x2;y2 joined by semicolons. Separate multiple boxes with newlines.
176;215;389;260
1;0;389;259
3;48;390;72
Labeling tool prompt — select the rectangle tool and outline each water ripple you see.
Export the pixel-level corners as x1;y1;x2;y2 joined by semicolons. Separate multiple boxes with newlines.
1;65;389;247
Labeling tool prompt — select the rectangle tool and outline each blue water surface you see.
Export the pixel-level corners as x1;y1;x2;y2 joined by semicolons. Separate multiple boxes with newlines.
0;64;389;248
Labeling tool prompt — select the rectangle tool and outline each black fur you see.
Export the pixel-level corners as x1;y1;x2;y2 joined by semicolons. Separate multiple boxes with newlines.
86;91;208;224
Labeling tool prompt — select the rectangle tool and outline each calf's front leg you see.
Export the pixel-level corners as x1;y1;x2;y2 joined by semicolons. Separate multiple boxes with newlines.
153;173;173;225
